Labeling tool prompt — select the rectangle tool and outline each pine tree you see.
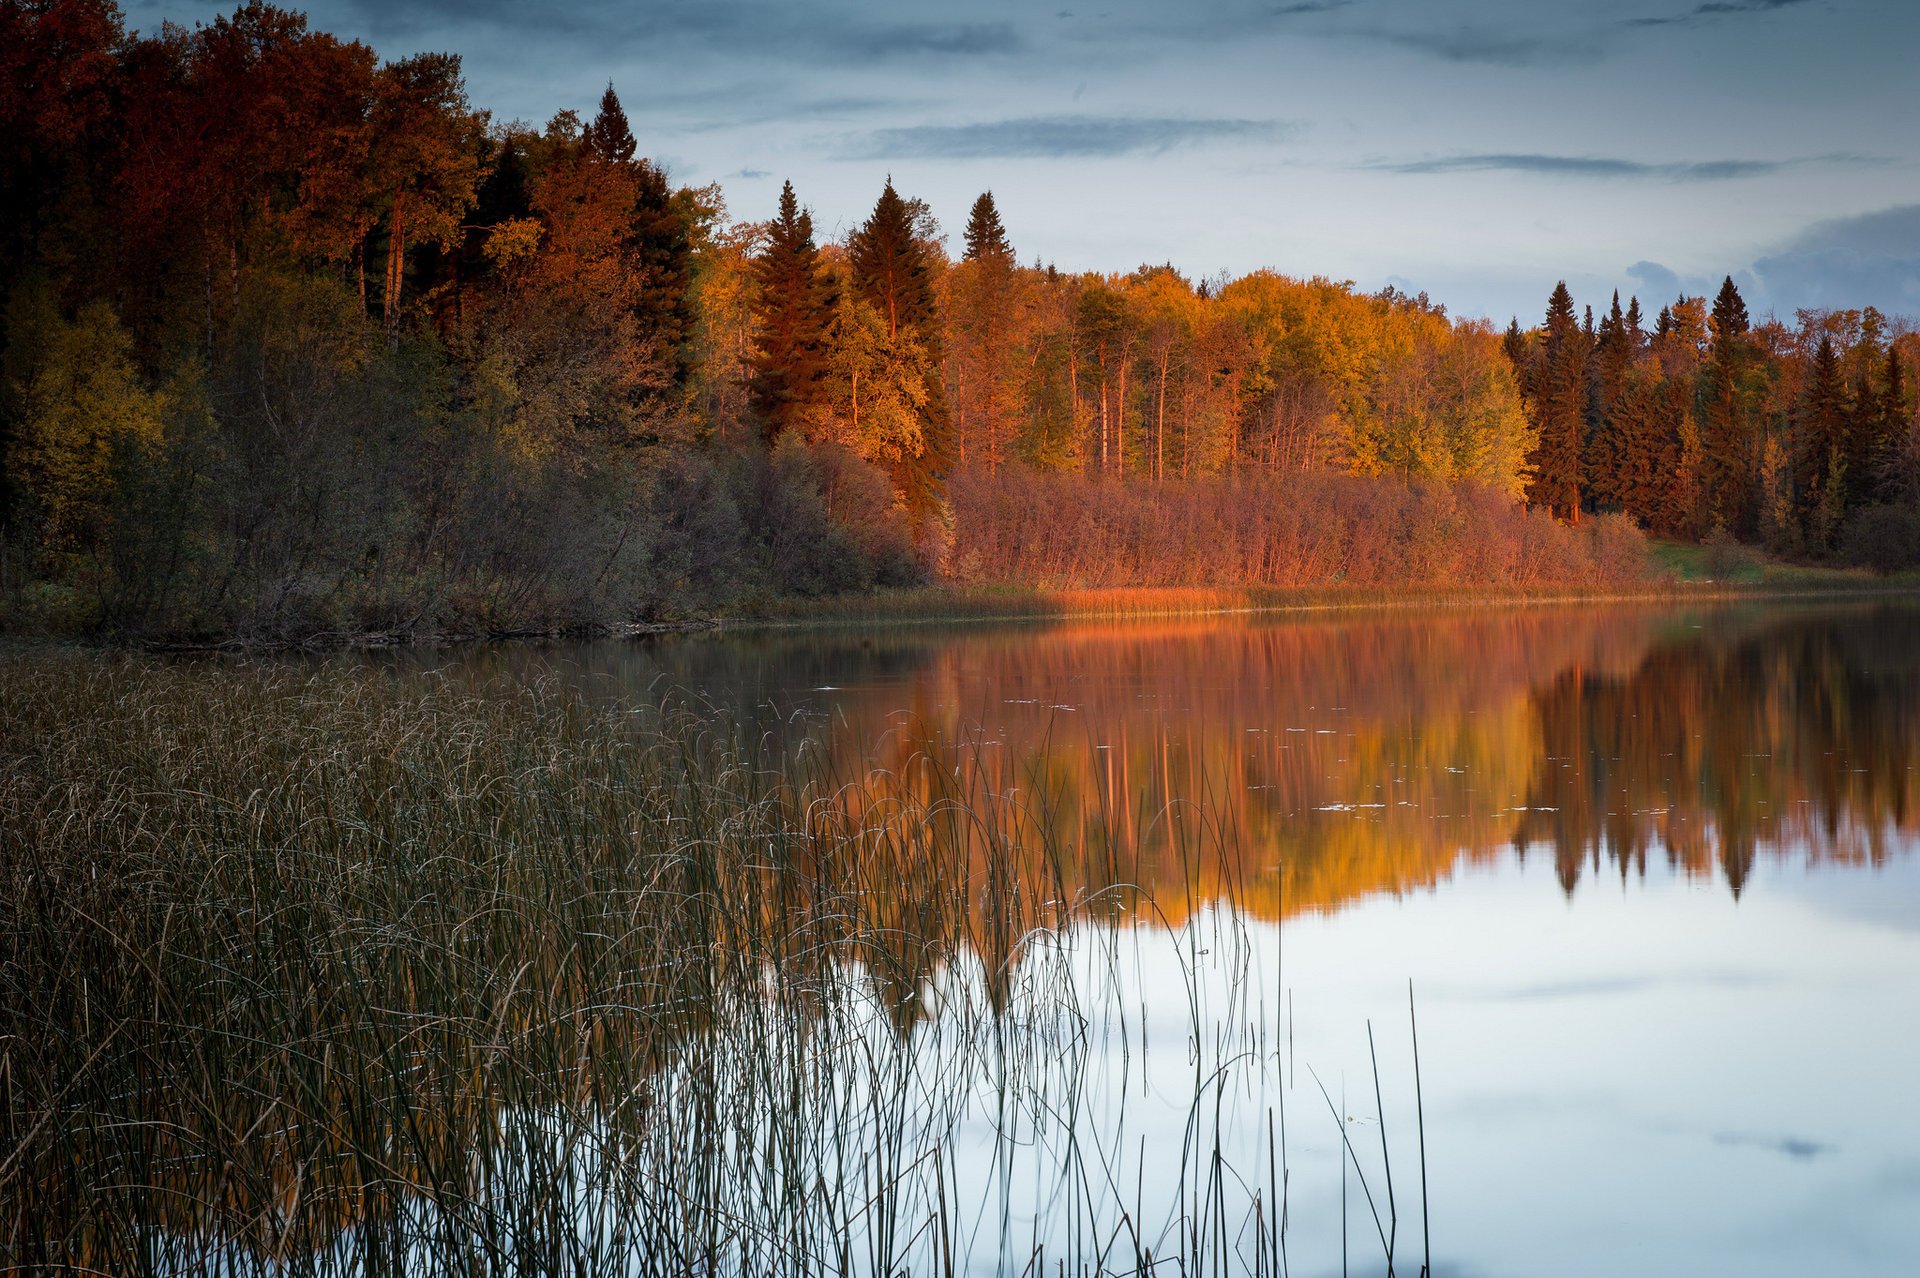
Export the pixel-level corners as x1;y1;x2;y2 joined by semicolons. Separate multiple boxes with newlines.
1502;318;1528;386
1585;291;1633;511
962;191;1012;264
1701;275;1754;535
1875;345;1909;502
952;191;1020;472
1524;282;1586;521
632;155;694;389
1796;334;1848;547
584;82;635;164
849;180;953;525
749;181;836;442
584;85;694;397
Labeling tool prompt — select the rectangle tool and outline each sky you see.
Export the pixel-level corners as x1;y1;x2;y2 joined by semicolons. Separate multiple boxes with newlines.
127;0;1920;324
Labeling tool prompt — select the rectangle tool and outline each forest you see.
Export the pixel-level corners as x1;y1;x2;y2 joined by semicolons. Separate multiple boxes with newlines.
3;1;1917;641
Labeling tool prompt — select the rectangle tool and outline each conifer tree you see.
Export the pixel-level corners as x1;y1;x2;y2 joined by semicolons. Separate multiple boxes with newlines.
962;191;1012;264
1523;282;1586;521
1875;345;1909;502
584;82;635;164
849;180;953;525
749;181;836;442
1701;275;1754;535
1797;334;1849;547
632;155;694;389
585;85;694;395
1585;291;1633;510
1502;319;1528;386
953;191;1020;471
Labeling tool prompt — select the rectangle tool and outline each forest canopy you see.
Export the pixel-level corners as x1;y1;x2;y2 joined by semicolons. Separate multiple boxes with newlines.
2;1;1915;640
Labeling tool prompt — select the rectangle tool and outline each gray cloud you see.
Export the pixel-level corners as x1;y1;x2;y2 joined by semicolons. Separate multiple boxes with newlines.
844;23;1021;57
1627;260;1684;298
1267;2;1354;14
1626;0;1816;29
843;115;1290;160
1370;152;1874;180
1712;1130;1832;1161
1751;204;1920;316
336;0;1021;64
1354;25;1607;67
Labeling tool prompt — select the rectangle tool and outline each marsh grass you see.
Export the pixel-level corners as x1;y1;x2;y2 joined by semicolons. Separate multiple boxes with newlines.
1;654;1429;1276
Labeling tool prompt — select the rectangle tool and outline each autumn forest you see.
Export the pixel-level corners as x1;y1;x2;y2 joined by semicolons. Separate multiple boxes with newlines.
4;1;1919;641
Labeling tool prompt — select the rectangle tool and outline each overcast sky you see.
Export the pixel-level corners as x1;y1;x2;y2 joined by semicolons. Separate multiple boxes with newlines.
129;0;1920;324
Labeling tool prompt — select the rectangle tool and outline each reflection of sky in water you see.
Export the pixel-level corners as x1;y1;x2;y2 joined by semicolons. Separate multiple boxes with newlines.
1272;849;1920;1277
372;603;1920;1274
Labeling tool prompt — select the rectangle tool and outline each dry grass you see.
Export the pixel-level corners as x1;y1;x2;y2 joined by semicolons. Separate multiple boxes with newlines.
0;652;1424;1276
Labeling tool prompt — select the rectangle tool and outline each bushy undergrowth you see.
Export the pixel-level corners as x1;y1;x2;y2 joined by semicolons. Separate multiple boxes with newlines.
946;465;1651;590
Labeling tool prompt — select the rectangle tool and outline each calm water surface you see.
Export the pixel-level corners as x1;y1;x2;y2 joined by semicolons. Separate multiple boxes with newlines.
398;601;1919;1276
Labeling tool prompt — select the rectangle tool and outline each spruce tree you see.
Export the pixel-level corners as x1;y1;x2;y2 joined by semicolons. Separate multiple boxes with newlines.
1797;334;1848;546
749;181;836;442
954;191;1018;471
1502;319;1528;385
1701;275;1754;535
849;180;953;524
584;82;636;164
632;156;694;388
1876;345;1909;502
1586;291;1633;511
1523;282;1586;521
584;85;694;394
962;191;1012;263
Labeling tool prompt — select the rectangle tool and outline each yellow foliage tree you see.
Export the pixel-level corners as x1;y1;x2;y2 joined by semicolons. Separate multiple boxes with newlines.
8;302;167;556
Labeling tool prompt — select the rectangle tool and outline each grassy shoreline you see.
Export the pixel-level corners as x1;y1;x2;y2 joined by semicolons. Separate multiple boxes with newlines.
5;550;1916;653
735;568;1920;630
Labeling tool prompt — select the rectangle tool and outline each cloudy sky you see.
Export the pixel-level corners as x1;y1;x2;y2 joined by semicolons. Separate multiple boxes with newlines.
131;0;1920;323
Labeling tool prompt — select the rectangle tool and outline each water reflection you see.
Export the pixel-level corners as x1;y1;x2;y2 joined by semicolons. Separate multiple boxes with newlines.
435;602;1920;916
15;603;1918;1276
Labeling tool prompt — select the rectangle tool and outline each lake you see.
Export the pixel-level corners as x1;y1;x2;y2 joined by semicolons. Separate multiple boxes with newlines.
5;600;1917;1275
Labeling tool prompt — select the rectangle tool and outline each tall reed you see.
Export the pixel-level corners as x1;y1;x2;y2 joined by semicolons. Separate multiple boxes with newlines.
1;653;1426;1275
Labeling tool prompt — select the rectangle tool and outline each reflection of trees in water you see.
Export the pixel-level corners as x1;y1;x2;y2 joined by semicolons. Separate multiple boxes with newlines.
1517;608;1920;896
789;606;1920;922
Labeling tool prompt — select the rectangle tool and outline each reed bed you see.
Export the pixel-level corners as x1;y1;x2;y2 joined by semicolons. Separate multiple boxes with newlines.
1;652;1429;1276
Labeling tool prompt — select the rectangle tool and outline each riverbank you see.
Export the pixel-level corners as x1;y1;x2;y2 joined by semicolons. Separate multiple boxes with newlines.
5;571;1916;653
736;565;1920;629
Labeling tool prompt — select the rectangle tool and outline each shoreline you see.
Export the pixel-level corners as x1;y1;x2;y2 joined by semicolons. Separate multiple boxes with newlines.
6;575;1919;655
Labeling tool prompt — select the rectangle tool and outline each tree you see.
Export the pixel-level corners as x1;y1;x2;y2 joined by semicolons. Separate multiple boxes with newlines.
949;191;1023;472
6;299;166;558
1700;275;1754;534
367;52;487;331
1523;282;1586;521
847;180;952;525
962;191;1012;264
748;181;835;443
1585;291;1634;511
1796;334;1849;548
1873;344;1910;503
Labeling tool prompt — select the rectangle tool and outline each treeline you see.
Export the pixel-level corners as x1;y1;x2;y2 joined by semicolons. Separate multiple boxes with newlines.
1511;280;1920;567
0;4;1906;639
